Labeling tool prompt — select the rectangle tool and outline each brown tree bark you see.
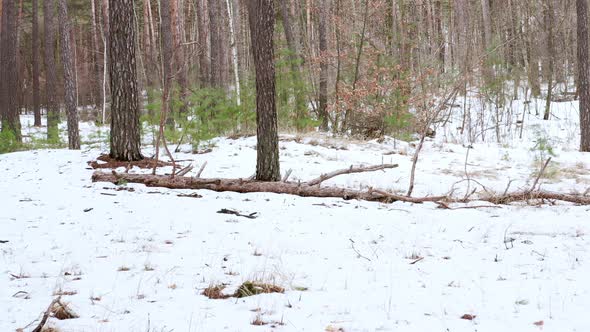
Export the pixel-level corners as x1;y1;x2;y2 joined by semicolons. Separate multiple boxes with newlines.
161;0;175;110
32;0;41;126
543;0;555;120
318;0;329;131
279;0;306;131
108;0;142;161
577;0;590;151
0;0;21;142
90;0;103;111
248;0;281;181
209;0;223;88
92;164;405;203
196;0;210;86
43;0;59;141
171;0;188;112
57;0;80;149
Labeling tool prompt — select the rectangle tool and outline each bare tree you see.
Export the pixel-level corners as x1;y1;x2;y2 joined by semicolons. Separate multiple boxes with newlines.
248;0;280;181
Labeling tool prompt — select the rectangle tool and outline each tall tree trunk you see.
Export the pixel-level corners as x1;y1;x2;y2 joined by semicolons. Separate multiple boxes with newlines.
480;0;492;49
57;0;80;149
209;0;223;88
108;0;142;161
171;0;188;112
248;0;280;181
543;0;555;120
1;0;21;143
32;0;41;126
43;0;59;141
578;0;590;151
91;0;103;111
279;0;306;131
318;0;329;131
226;0;241;105
196;0;210;86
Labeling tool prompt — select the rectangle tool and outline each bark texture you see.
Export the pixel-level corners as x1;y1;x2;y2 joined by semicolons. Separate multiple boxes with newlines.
578;0;590;152
248;0;281;181
32;0;41;126
43;0;59;141
108;0;142;161
318;0;329;131
58;0;80;149
0;0;21;141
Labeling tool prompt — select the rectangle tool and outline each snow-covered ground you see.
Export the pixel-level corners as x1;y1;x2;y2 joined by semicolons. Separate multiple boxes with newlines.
2;98;590;331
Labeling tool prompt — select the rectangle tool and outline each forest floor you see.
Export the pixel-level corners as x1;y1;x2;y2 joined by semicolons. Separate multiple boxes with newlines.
1;96;590;331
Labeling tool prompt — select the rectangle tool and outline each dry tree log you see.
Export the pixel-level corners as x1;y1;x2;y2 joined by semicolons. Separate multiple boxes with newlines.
91;163;590;206
90;164;450;204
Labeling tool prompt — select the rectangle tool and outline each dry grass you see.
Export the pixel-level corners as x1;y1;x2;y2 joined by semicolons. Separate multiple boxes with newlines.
52;300;78;320
234;281;285;298
251;314;267;326
202;284;231;299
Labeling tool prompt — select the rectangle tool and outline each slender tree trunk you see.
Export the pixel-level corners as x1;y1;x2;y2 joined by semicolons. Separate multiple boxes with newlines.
279;0;306;131
543;0;555;120
196;0;210;86
318;0;329;131
108;0;142;161
43;0;59;141
226;0;241;105
32;0;41;126
171;0;188;113
91;0;103;111
578;0;590;151
248;0;280;181
209;0;223;88
57;0;80;149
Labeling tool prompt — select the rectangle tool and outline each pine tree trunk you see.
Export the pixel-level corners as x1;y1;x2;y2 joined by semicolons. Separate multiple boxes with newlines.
279;0;306;131
57;0;80;149
32;0;41;126
196;0;210;86
108;0;142;161
318;0;329;131
209;0;223;88
43;0;59;141
0;0;21;142
577;0;590;151
543;0;555;120
91;0;103;111
171;0;188;112
248;0;280;181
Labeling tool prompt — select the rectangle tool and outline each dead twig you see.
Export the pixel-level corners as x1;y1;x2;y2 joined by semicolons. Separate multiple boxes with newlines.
349;239;371;261
31;296;61;332
176;164;193;177
196;162;208;178
530;157;552;192
307;164;398;186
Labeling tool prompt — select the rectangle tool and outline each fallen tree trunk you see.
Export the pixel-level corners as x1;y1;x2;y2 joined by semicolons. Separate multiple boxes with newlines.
91;164;590;206
92;170;447;203
482;190;590;205
91;163;448;204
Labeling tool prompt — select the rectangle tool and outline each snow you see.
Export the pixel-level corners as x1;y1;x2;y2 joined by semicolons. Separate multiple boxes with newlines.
2;100;590;331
